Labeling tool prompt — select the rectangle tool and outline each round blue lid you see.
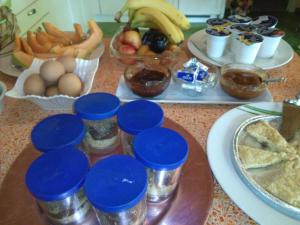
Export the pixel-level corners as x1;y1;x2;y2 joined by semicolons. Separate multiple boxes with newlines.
84;155;147;213
25;148;89;201
133;127;188;170
117;100;164;135
74;93;120;120
31;114;86;153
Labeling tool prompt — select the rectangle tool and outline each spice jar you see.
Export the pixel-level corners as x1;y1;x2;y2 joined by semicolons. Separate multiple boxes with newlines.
133;127;188;202
74;93;121;156
117;99;164;155
84;155;148;225
25;148;94;225
31;114;86;153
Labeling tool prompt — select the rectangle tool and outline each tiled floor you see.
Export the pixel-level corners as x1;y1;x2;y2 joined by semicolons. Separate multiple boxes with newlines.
98;11;300;55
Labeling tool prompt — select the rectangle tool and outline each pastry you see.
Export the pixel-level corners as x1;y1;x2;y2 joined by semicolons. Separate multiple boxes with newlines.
246;121;296;153
238;145;294;169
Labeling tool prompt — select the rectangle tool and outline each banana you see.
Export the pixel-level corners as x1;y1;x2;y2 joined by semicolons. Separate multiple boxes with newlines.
115;0;190;30
131;7;183;44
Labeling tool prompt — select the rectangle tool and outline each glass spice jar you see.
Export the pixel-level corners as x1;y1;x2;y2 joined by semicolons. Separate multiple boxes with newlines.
74;93;121;156
117;99;164;156
84;155;148;225
133;127;189;202
25;148;95;225
31;114;86;153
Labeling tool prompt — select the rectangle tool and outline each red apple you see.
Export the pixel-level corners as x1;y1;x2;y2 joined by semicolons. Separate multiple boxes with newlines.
118;44;136;55
123;30;142;50
118;44;136;65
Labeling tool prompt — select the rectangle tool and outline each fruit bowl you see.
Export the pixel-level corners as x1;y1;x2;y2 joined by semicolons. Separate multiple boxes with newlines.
109;26;182;66
5;58;99;111
124;60;171;97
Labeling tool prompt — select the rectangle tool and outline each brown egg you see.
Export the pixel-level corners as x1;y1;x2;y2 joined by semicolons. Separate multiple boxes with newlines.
40;60;65;85
23;73;46;96
58;73;82;97
45;86;59;97
57;56;76;73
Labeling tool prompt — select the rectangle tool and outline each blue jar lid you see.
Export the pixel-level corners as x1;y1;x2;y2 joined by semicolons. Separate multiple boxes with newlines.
133;127;188;170
84;155;147;213
31;114;86;153
25;148;89;201
74;93;120;120
117;100;164;135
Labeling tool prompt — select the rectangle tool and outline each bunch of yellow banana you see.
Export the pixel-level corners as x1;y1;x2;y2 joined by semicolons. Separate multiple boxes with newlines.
114;0;190;44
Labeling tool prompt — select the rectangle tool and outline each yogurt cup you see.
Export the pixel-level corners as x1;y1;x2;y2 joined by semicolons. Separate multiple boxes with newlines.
232;33;264;64
229;24;256;52
206;27;231;58
227;15;252;24
251;15;278;29
257;28;285;58
206;18;232;28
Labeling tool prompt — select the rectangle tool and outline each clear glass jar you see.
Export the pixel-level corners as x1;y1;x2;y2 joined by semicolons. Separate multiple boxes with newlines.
26;148;93;225
31;114;86;153
84;155;148;225
96;197;147;225
117;99;164;156
37;187;93;225
74;93;121;156
146;167;182;202
133;127;188;202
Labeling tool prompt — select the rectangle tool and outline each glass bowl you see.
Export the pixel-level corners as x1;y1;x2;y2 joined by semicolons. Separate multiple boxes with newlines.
124;60;171;97
220;63;269;99
109;26;182;66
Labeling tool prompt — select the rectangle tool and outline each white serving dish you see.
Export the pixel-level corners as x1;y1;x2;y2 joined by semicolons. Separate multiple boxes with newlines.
233;115;300;221
0;43;104;77
5;58;99;111
188;30;294;70
207;102;300;224
115;75;273;104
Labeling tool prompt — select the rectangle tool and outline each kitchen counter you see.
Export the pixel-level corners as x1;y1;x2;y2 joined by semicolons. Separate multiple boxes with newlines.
0;38;300;224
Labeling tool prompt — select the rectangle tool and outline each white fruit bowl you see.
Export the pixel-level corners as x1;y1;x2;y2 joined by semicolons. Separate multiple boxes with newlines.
5;58;99;111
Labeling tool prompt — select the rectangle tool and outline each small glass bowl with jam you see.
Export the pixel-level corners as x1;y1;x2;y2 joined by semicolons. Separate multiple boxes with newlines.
220;63;269;99
124;60;172;97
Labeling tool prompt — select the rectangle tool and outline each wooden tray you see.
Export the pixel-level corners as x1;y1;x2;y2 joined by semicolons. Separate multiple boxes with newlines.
0;118;214;225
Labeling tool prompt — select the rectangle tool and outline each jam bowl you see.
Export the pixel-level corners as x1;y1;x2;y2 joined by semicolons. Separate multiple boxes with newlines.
109;26;182;66
124;60;171;97
220;63;269;99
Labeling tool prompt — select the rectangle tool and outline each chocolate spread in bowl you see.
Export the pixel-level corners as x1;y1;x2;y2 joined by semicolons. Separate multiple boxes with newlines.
126;68;170;97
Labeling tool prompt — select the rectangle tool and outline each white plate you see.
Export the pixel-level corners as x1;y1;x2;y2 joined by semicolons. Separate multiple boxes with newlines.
115;76;273;104
188;30;294;70
0;43;105;77
207;102;300;225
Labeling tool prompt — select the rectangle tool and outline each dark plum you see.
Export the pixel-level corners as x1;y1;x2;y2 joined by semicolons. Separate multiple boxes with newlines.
142;29;169;53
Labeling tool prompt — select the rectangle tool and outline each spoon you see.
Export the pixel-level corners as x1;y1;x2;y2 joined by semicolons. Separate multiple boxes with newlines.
262;77;287;84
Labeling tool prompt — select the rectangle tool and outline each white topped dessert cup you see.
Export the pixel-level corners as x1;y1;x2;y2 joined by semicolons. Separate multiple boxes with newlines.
206;32;231;58
232;38;263;64
257;35;283;58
